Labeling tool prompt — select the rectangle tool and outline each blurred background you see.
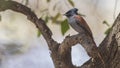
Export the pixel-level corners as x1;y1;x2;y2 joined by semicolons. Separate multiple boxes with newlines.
0;0;120;68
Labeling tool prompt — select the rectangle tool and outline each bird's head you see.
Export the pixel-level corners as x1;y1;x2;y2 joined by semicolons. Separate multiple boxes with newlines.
64;8;78;18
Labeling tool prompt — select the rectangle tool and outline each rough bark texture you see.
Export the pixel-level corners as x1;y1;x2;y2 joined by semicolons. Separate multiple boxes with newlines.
80;14;120;68
0;0;120;68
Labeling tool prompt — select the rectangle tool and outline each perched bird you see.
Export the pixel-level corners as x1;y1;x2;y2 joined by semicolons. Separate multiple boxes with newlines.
64;8;93;38
64;8;105;66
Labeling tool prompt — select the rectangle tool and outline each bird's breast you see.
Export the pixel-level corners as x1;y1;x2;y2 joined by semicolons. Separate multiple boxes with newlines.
68;17;83;33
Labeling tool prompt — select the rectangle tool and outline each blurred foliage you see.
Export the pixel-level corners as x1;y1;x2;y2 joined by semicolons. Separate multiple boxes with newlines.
53;3;57;10
5;43;23;54
104;27;112;35
2;0;75;36
103;20;111;35
45;15;49;23
103;20;110;27
52;13;61;23
25;0;29;5
47;0;51;3
68;0;74;7
37;29;41;37
61;19;70;35
0;15;1;21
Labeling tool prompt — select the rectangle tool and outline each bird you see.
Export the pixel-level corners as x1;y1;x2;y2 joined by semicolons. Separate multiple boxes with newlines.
64;8;93;38
64;8;105;66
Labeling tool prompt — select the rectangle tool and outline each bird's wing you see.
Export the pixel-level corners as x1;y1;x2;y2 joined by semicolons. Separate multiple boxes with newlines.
74;15;93;38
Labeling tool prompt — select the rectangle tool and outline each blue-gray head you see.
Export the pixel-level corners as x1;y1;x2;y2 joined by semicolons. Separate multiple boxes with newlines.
64;8;78;18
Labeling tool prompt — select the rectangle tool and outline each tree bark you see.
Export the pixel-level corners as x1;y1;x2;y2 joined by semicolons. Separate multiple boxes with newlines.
0;0;120;68
80;13;120;68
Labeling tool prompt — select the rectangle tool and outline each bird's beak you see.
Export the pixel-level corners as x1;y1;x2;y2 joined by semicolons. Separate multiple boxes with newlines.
63;13;67;16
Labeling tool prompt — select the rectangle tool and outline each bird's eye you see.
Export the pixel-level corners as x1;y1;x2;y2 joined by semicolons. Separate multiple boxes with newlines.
74;8;78;12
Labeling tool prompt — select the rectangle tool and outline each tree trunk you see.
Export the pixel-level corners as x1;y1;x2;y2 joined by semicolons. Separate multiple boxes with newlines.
80;13;120;68
0;0;120;68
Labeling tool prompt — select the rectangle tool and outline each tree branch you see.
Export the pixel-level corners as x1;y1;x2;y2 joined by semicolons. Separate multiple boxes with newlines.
1;0;120;68
81;13;120;68
0;0;60;67
0;1;102;68
0;0;52;42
